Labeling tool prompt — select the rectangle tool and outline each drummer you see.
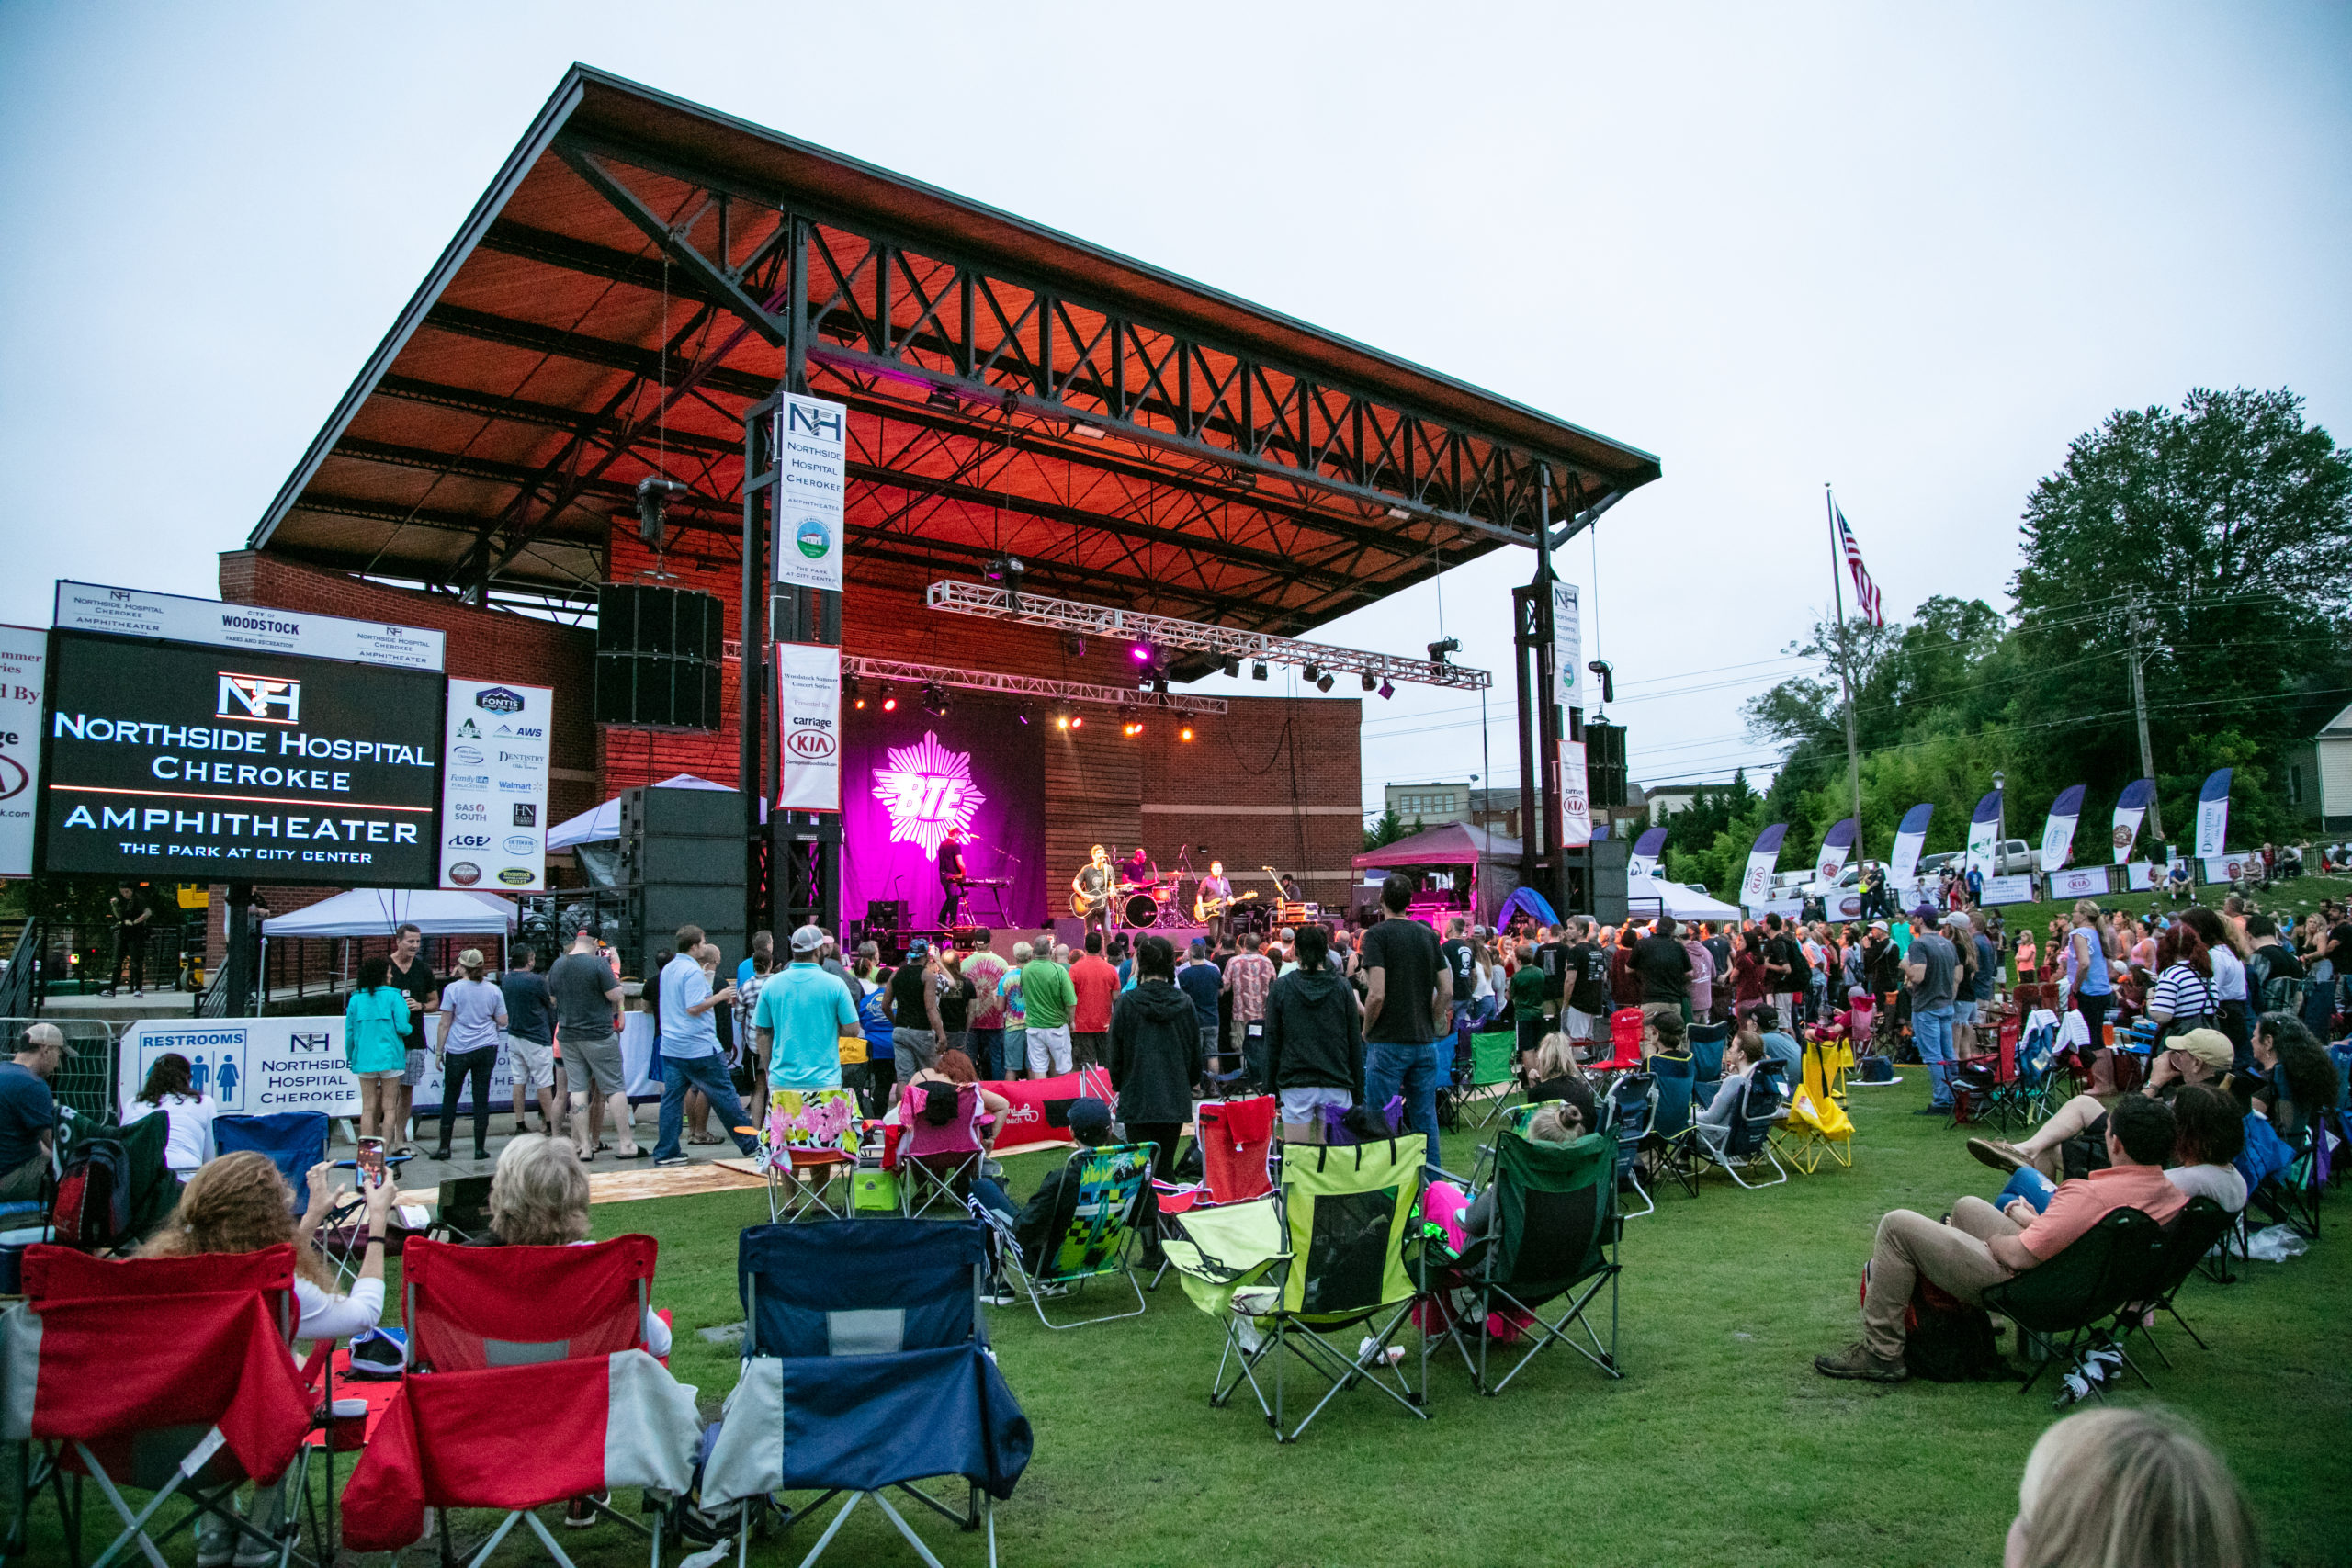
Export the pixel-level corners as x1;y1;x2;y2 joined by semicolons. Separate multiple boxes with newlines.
1119;845;1156;889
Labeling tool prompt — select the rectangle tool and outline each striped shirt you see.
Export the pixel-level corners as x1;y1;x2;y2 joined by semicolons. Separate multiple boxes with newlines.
2148;963;2214;1021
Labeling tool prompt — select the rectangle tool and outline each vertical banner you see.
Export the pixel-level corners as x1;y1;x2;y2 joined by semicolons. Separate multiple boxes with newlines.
1964;790;2002;878
772;393;848;592
1738;823;1789;909
1551;582;1582;714
439;679;552;891
0;625;44;878
1815;818;1857;885
2110;778;2154;863
1888;803;1934;886
1558;739;1591;848
1626;826;1668;879
2194;768;2232;861
775;643;842;810
2038;784;2086;873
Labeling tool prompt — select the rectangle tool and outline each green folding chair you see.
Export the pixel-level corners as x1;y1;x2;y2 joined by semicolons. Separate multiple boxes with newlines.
994;1142;1158;1329
1470;1032;1523;1127
1419;1129;1623;1395
1166;1134;1428;1442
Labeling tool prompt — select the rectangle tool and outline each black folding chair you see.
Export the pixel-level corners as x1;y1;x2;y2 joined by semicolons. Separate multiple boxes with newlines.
1981;1206;2171;1405
2115;1197;2235;1371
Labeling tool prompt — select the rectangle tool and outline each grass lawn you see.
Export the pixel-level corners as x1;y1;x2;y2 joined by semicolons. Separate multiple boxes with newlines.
21;1069;2346;1568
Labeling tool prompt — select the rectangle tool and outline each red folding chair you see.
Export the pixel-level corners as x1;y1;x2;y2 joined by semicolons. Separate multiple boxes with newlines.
6;1244;322;1568
344;1235;695;1567
1586;1010;1647;1087
899;1082;987;1218
1149;1094;1277;1290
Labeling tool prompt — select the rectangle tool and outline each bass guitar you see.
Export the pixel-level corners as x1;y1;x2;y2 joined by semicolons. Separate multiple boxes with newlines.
1193;890;1261;921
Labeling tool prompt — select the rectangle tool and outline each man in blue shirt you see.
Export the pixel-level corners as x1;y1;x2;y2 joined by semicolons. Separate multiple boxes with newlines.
0;1024;70;1202
652;923;757;1166
753;926;864;1093
1175;939;1223;1089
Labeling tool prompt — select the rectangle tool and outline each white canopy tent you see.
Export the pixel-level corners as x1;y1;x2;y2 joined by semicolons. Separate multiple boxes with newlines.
1627;872;1743;923
260;888;516;939
548;773;731;851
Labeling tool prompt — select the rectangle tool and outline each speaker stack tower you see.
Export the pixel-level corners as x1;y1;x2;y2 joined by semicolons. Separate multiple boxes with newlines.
595;584;725;730
617;784;747;981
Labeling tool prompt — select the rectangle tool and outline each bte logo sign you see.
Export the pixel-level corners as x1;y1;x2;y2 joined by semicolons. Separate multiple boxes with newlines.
217;672;300;724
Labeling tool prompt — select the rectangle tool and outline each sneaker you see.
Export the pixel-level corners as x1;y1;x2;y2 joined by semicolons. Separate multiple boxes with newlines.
430;1147;453;1160
1813;1341;1909;1382
1356;1336;1406;1367
1966;1137;2033;1174
652;1155;693;1168
232;1540;280;1568
564;1493;608;1529
196;1534;232;1568
981;1285;1019;1308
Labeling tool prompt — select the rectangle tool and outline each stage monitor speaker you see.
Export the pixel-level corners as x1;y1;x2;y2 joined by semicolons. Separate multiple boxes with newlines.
595;583;726;729
617;784;746;980
1584;720;1629;809
865;899;908;932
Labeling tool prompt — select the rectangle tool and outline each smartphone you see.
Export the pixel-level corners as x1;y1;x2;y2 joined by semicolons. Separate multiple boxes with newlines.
356;1136;386;1189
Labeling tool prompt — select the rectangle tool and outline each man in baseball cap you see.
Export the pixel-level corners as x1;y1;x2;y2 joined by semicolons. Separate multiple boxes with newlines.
753;924;864;1102
0;1024;73;1201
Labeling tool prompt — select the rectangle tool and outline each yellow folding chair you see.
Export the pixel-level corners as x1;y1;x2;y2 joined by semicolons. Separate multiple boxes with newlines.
1777;1040;1854;1174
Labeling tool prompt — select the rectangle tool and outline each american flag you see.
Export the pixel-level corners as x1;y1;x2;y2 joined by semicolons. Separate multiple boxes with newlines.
1835;504;1883;626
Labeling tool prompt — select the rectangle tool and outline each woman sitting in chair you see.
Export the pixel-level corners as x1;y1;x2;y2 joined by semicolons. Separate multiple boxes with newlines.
120;1052;217;1179
1522;1032;1598;1132
467;1134;672;1357
2242;1011;2339;1138
1694;1031;1765;1157
1425;1102;1587;1250
899;1047;1010;1157
139;1151;399;1568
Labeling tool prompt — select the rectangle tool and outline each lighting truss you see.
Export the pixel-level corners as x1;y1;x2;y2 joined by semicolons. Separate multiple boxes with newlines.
842;656;1227;716
923;579;1490;691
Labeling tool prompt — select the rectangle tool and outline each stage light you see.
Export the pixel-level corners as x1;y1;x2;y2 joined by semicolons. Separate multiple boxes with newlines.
1054;710;1070;730
1151;675;1169;696
1221;656;1240;679
920;682;950;717
1251;661;1268;682
881;687;899;713
927;386;960;411
1302;662;1321;682
1361;673;1377;693
1072;422;1108;440
1063;633;1087;658
1386;506;1412;521
985;555;1025;581
1179;725;1194;742
1129;643;1153;664
1428;636;1461;664
1069;714;1084;728
1316;674;1334;694
1379;679;1396;700
1123;720;1144;737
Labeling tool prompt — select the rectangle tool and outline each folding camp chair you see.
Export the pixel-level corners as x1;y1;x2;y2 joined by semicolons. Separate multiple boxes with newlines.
314;1172;469;1290
1433;1027;1476;1131
1587;1010;1645;1085
1150;1098;1275;1288
1418;1130;1622;1395
3;1244;324;1568
1981;1206;2172;1405
2114;1197;2236;1371
1687;1022;1728;1109
899;1083;986;1219
1606;1073;1655;1219
1168;1134;1430;1442
1690;1064;1789;1189
216;1112;332;1213
989;1142;1158;1328
1776;1041;1854;1175
1467;1031;1521;1128
696;1220;1032;1568
760;1089;864;1222
352;1235;687;1567
1641;1052;1701;1199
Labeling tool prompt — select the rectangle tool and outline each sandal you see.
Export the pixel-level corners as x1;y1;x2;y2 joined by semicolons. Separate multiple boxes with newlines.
687;1133;723;1145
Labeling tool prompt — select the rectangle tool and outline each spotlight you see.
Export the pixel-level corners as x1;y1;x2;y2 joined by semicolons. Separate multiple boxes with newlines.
880;687;899;713
1069;714;1084;728
1378;679;1396;700
1179;725;1195;742
1130;643;1154;664
927;386;960;411
1251;661;1269;682
1062;633;1088;658
1316;674;1334;694
1225;468;1257;491
843;671;864;710
1428;637;1460;664
1015;704;1033;726
1221;656;1240;679
1386;506;1412;522
921;682;950;717
1302;662;1321;682
1055;713;1069;730
1123;720;1144;737
1361;673;1377;693
1152;675;1169;696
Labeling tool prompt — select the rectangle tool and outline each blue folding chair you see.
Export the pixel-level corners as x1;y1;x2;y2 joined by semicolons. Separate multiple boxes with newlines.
699;1220;1033;1568
1645;1052;1701;1199
1606;1073;1655;1219
216;1111;332;1213
1687;1023;1728;1109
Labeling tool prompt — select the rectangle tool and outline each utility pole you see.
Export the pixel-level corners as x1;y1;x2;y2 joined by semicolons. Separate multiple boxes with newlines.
1825;487;1864;869
2128;590;2165;842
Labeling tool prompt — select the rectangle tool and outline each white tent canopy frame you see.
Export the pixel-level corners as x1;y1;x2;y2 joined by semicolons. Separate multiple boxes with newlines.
260;888;516;939
548;773;732;851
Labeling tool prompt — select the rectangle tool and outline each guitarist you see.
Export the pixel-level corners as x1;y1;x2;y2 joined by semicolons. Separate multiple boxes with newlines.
1071;844;1114;940
1193;860;1237;946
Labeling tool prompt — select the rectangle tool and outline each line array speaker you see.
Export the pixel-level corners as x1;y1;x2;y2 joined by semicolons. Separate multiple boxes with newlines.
596;584;726;730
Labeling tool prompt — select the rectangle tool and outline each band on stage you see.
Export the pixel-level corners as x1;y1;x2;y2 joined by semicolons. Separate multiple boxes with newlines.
935;827;1311;940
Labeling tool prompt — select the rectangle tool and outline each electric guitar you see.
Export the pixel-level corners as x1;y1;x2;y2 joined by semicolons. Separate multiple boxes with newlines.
1193;890;1261;921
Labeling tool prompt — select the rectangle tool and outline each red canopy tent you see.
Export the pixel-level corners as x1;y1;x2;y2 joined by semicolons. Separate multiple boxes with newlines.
1353;823;1524;929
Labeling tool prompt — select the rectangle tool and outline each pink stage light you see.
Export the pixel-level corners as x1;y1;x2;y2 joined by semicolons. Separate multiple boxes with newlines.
1129;644;1152;663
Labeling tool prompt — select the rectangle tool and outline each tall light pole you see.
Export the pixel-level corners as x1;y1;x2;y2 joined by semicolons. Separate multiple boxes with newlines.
1991;769;2007;876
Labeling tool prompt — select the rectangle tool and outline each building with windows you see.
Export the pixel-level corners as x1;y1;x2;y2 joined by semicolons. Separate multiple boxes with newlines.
2280;703;2352;832
1385;783;1471;827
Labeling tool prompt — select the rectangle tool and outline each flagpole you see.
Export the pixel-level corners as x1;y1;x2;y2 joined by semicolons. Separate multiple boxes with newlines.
1826;484;1866;875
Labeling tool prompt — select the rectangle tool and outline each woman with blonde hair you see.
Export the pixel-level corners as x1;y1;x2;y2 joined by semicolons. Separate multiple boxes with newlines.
141;1151;398;1567
471;1134;673;1356
1523;1032;1598;1130
2005;1406;2257;1568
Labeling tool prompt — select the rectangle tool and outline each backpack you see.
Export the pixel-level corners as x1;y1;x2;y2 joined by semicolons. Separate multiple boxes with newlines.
51;1137;132;1252
1903;1276;2007;1382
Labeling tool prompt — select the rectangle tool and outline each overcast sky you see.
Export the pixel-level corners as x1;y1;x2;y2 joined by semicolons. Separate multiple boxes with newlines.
3;3;2346;813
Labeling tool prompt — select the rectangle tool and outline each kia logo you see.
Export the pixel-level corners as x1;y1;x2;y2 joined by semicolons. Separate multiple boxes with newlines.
787;729;837;760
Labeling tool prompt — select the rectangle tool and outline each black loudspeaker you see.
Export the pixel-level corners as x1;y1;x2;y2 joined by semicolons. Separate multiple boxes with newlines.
618;785;746;980
595;584;726;730
1585;720;1629;809
1588;837;1630;925
865;899;908;931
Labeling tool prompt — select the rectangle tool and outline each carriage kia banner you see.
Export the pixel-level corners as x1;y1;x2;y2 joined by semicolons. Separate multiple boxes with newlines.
1815;818;1857;884
775;643;842;811
1739;823;1788;908
0;625;43;878
438;678;552;891
2111;778;2154;863
1888;803;1934;886
1626;827;1667;879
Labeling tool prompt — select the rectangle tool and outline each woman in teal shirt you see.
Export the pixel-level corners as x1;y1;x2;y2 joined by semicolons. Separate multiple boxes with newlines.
345;954;413;1145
